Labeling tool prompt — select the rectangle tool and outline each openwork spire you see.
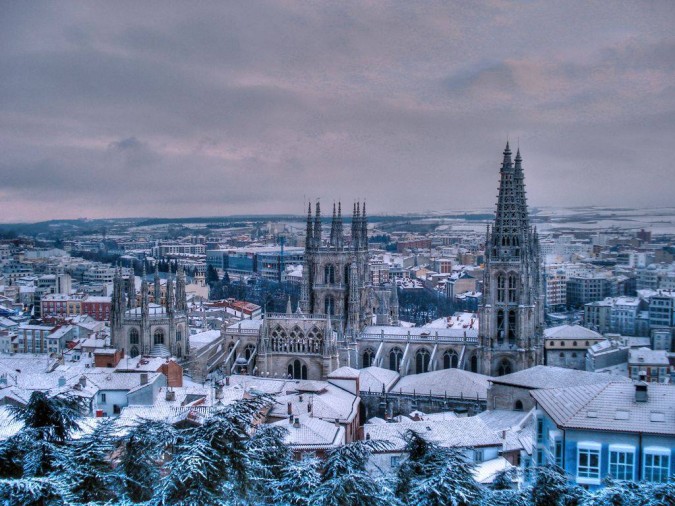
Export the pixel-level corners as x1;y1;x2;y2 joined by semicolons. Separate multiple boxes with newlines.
490;142;531;261
305;202;313;251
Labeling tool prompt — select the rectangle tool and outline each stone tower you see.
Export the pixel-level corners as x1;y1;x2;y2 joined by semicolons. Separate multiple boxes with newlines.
300;200;378;334
479;142;544;376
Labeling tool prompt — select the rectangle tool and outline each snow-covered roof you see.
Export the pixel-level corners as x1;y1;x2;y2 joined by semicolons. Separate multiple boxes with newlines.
272;414;345;450
358;367;400;393
489;365;631;390
628;347;669;366
363;417;502;451
544;324;603;339
269;383;359;424
393;368;490;399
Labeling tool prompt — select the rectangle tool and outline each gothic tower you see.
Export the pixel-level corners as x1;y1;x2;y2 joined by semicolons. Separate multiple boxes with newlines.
479;142;544;376
300;200;375;333
110;267;125;347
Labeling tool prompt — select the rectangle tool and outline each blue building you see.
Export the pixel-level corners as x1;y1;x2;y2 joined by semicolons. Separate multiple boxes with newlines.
532;381;674;488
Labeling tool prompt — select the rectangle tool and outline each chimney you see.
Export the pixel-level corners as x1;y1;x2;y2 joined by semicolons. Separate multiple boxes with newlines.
79;375;87;388
58;376;66;387
635;381;648;403
140;373;148;385
225;376;230;386
293;417;300;428
287;402;293;415
165;389;176;402
308;402;312;413
334;418;340;427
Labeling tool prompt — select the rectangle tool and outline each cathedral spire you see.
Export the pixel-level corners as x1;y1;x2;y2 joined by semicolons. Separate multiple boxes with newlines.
329;202;337;248
352;201;361;249
313;200;322;248
361;201;368;251
305;202;313;251
153;263;161;304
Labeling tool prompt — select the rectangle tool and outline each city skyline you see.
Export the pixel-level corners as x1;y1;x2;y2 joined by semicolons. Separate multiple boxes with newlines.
2;1;674;222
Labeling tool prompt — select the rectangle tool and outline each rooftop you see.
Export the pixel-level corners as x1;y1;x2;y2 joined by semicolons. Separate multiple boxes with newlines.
532;382;675;436
490;365;631;390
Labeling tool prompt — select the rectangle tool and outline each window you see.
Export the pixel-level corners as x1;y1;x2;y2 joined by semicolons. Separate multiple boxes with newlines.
577;443;601;484
609;445;635;481
498;358;512;376
497;274;505;302
514;400;524;411
537;418;543;443
644;447;670;483
129;328;139;345
415;349;430;374
362;349;374;368
390;456;400;468
549;431;562;467
474;449;484;462
389;348;403;372
176;329;182;342
443;350;459;369
508;274;517;303
100;393;106;403
153;329;165;345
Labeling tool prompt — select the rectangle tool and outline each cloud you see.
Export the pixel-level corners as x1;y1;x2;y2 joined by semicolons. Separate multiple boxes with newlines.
0;1;674;222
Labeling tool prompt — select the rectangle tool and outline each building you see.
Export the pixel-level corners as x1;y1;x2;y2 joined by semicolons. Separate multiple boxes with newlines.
628;348;670;383
532;382;675;488
567;274;616;308
478;143;545;376
544;325;605;370
110;265;189;360
584;299;614;334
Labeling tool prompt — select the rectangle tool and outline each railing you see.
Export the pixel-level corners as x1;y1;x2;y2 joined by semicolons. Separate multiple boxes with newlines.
359;332;478;345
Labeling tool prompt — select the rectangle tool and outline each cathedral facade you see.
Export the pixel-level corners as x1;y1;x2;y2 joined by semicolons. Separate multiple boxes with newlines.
110;265;189;360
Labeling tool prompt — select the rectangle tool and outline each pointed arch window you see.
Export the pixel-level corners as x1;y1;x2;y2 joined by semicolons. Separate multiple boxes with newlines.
497;310;505;343
153;329;165;345
288;359;307;380
325;264;335;284
507;310;517;343
389;347;403;372
470;355;479;373
497;274;506;302
129;328;139;345
363;348;375;368
498;358;513;376
415;349;430;374
508;274;518;303
443;350;459;369
324;295;335;315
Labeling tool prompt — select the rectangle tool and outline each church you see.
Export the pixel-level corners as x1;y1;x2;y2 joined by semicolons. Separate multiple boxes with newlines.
224;142;545;381
110;264;189;360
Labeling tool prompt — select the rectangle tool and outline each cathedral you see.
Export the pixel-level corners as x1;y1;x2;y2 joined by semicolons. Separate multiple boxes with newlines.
129;143;543;381
110;264;189;359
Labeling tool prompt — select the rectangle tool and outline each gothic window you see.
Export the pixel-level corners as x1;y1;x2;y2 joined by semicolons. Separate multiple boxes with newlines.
363;348;375;368
130;346;139;358
153;329;165;345
288;359;307;380
498;358;513;376
497;274;506;302
508;274;518;303
416;349;430;374
389;347;403;372
176;328;182;342
245;344;255;361
129;328;139;345
176;344;182;358
497;310;505;342
470;355;479;373
324;296;335;315
443;350;459;369
325;264;335;284
507;310;517;343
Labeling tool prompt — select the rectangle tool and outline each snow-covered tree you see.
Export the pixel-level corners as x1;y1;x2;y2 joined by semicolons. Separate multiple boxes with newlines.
9;392;83;444
0;477;63;506
531;465;585;506
395;430;481;506
155;395;274;505
312;439;400;506
117;419;177;503
247;424;291;504
55;418;119;504
273;457;321;506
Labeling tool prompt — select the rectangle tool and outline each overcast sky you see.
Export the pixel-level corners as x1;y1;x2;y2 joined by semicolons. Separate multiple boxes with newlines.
1;1;674;222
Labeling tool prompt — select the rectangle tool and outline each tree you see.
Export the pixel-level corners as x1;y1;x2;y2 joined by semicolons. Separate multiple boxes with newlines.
273;457;321;506
117;419;177;503
55;418;119;504
247;424;292;504
156;395;274;505
395;430;481;506
0;478;63;506
531;465;585;506
312;439;400;506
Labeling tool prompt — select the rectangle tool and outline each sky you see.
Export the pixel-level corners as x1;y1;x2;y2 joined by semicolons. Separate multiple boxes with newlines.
1;1;674;222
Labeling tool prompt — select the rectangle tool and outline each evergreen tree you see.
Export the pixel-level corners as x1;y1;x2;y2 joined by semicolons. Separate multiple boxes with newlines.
273;457;321;506
247;424;292;504
312;439;399;506
118;419;177;503
395;430;481;506
0;477;63;506
531;465;585;506
156;395;273;505
55;418;119;504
